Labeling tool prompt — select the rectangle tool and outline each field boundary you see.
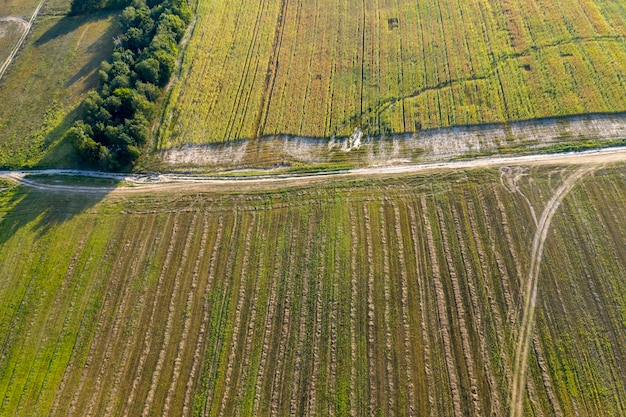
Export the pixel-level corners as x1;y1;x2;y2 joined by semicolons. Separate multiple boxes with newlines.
157;112;626;169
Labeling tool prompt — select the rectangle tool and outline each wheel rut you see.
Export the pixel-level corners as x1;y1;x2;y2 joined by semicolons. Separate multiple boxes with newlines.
509;167;595;417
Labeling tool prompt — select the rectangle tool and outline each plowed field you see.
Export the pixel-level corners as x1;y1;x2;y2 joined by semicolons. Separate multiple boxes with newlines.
1;163;625;416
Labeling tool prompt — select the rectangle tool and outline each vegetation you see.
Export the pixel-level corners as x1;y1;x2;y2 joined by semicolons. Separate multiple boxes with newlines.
0;0;42;19
158;0;626;147
0;2;117;169
1;1;626;416
2;0;625;171
69;0;130;15
0;164;625;416
69;0;191;169
0;21;24;67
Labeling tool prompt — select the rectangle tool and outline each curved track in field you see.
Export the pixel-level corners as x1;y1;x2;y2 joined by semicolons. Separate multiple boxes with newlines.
509;167;596;417
0;0;46;81
0;17;28;30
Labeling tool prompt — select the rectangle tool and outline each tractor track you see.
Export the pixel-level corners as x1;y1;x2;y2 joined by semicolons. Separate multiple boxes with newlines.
509;166;596;417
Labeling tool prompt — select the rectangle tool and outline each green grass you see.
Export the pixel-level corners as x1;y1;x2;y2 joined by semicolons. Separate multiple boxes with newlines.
0;22;23;65
0;164;625;415
0;0;42;18
449;136;626;161
0;2;118;169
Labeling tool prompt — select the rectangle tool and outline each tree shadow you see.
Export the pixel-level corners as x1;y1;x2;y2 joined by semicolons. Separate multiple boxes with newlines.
34;11;116;47
33;13;121;168
0;180;111;245
65;16;120;89
36;106;83;168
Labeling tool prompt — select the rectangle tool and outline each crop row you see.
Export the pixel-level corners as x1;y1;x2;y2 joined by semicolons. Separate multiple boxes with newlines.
0;166;625;415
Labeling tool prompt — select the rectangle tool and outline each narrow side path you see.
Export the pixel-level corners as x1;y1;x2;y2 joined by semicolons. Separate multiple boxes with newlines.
0;0;46;80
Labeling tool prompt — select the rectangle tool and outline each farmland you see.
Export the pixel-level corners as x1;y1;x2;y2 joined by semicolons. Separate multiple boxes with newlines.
159;0;626;147
0;0;626;415
1;162;625;416
0;0;42;20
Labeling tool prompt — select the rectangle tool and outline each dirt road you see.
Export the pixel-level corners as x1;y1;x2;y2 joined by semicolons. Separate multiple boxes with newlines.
1;146;625;194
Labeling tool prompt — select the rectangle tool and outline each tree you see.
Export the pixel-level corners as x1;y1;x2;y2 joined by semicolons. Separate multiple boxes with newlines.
136;81;160;101
157;13;186;42
71;0;192;169
152;50;176;86
68;122;108;165
136;58;160;84
70;0;102;15
124;115;150;146
123;27;149;51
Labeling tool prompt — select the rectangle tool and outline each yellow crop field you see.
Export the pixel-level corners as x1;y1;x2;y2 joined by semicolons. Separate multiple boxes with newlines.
158;0;626;147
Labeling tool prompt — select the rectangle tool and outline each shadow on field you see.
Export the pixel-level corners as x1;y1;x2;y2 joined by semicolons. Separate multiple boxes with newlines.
34;16;82;45
0;184;108;245
35;11;116;46
36;107;83;168
35;12;119;91
66;19;119;89
29;13;120;169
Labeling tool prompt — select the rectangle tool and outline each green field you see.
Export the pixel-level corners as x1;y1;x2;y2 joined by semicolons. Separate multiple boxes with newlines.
1;1;626;415
0;0;42;18
0;163;625;416
0;0;117;168
158;0;626;147
0;21;24;66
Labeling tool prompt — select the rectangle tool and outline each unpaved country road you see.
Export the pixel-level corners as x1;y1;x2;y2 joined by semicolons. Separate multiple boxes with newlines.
1;146;626;194
0;0;46;80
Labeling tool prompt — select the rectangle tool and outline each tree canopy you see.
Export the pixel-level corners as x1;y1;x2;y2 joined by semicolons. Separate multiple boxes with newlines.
70;0;192;170
70;0;132;15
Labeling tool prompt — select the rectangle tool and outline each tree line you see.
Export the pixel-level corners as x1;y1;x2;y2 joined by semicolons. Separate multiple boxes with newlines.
68;0;192;170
